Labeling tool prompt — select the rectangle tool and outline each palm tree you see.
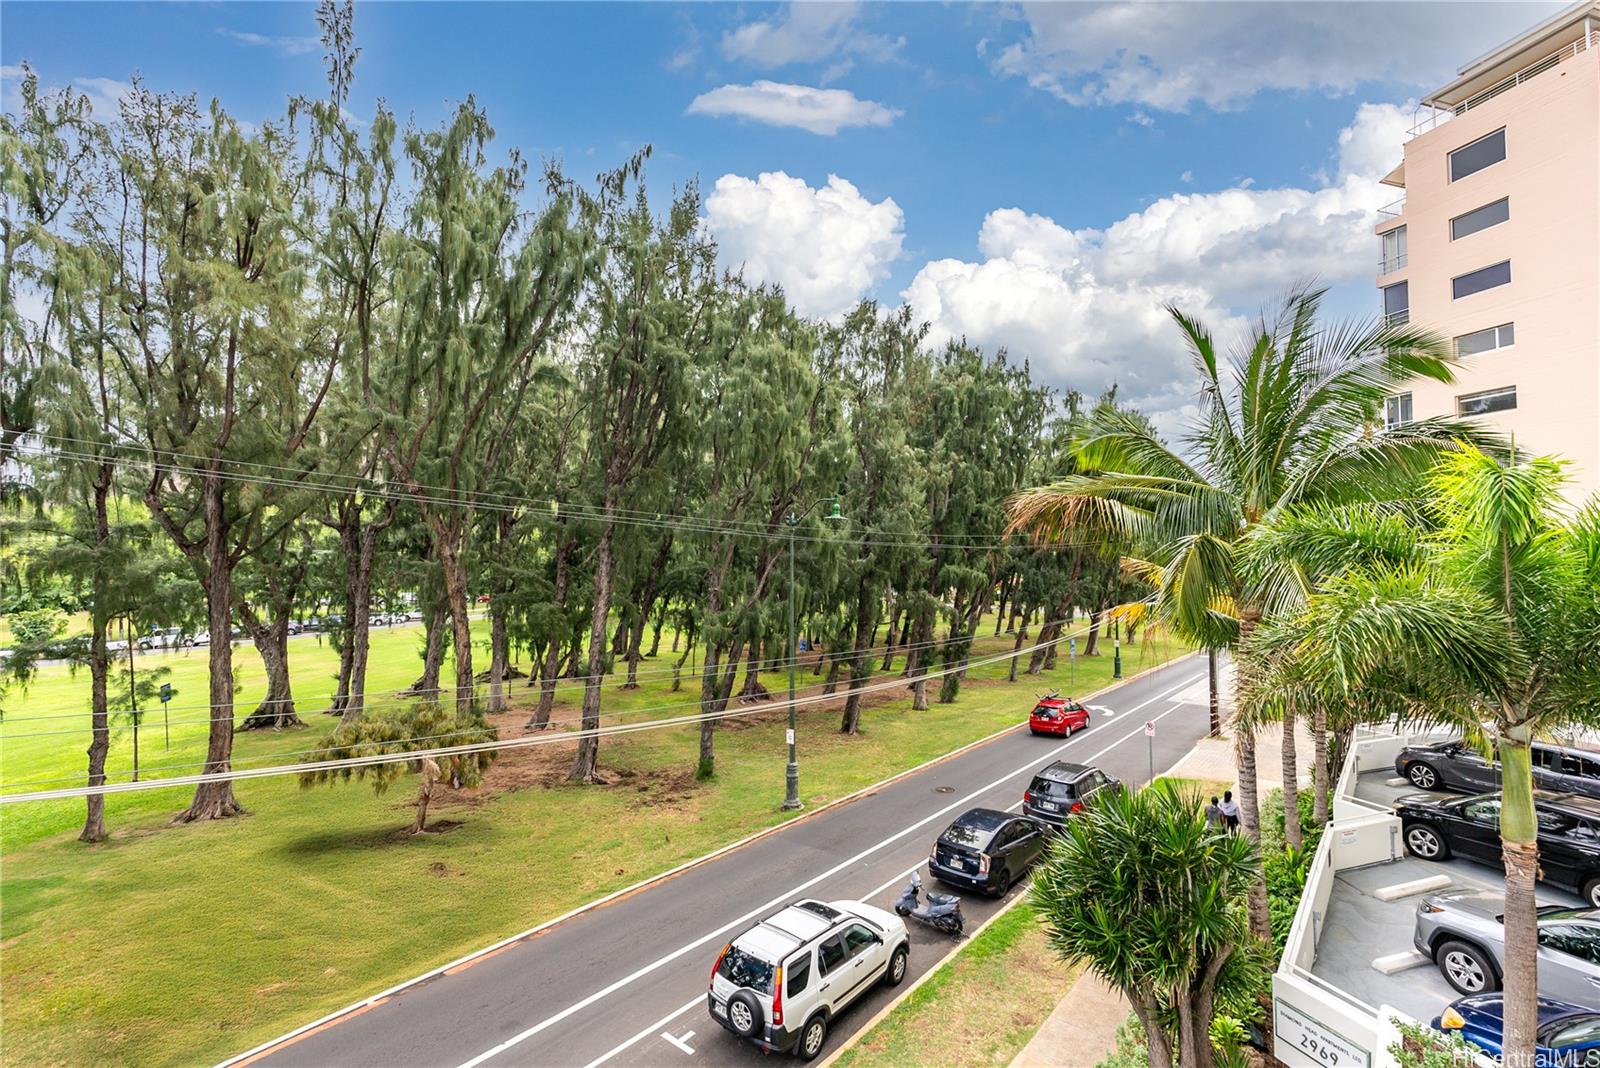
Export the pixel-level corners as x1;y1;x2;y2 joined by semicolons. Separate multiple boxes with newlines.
1031;780;1265;1068
1243;448;1600;1063
1007;286;1484;939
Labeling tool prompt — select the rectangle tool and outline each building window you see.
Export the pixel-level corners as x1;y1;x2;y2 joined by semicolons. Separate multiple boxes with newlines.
1380;226;1407;273
1384;393;1413;429
1457;386;1517;416
1452;260;1511;299
1455;323;1515;356
1382;280;1409;325
1449;128;1506;182
1451;198;1510;240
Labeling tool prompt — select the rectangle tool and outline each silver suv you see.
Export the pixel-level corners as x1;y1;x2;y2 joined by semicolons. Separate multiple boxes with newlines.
708;899;910;1060
1415;889;1600;1005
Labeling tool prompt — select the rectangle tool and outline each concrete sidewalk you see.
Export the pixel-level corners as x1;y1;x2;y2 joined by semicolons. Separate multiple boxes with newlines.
1009;971;1128;1068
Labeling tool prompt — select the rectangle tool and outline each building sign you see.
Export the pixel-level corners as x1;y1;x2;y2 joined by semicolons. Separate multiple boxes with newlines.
1275;1000;1370;1068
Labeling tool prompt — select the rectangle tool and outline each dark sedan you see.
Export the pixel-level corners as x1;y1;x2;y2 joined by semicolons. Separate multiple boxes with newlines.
1396;738;1600;799
1435;994;1600;1067
1395;790;1600;906
928;808;1048;896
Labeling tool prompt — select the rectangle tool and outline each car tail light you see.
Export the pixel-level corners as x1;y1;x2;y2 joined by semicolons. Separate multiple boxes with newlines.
771;965;784;1026
710;942;729;988
978;853;990;875
1024;790;1033;805
930;842;938;864
1070;800;1084;814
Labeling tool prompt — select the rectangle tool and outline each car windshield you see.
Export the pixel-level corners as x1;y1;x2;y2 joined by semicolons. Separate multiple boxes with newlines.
1543;1016;1600;1048
718;945;775;994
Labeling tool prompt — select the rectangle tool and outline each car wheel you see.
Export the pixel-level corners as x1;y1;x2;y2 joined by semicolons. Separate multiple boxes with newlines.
727;990;763;1039
1406;763;1441;790
798;1013;828;1061
1404;822;1450;860
1437;939;1498;996
884;944;909;987
994;868;1013;897
1583;878;1600;908
1029;728;1041;736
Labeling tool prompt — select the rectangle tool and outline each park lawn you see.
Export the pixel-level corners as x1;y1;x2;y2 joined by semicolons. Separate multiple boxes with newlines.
832;898;1077;1068
0;620;1191;1067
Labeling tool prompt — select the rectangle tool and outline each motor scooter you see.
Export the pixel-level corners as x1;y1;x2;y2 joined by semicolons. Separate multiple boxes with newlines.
894;872;964;936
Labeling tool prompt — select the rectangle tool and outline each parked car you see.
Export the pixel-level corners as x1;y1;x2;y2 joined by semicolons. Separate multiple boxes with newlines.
1435;994;1600;1067
928;808;1048;896
1396;738;1600;799
1022;761;1122;829
137;627;189;651
708;899;909;1060
1395;791;1600;905
191;630;211;647
1028;692;1090;737
1413;888;1600;1002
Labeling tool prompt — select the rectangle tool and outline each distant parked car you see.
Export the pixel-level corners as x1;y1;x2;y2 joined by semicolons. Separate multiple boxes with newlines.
1022;761;1122;829
1414;888;1600;1002
1435;994;1600;1067
1396;738;1600;799
1028;692;1090;737
191;631;211;647
708;899;909;1060
928;808;1048;896
137;627;189;651
1395;791;1600;906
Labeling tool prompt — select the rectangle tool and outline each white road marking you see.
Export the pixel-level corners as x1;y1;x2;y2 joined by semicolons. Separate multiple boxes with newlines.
662;1030;696;1055
557;673;1205;1068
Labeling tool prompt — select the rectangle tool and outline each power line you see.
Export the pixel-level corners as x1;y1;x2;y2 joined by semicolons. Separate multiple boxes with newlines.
0;614;1141;804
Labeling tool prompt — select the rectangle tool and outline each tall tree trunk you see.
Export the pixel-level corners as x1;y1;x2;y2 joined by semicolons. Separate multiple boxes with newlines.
239;608;301;729
1083;610;1101;658
737;641;769;701
696;639;743;780
671;625;696;692
434;532;476;722
413;593;447;696
527;536;574;729
341;526;380;724
487;600;510;713
1500;724;1541;1064
821;658;843;695
1281;706;1303;850
1311;703;1330;827
81;476;112;844
880;600;901;671
905;608;934;711
1007;602;1030;683
647;604;665;658
1234;611;1269;942
1029;551;1083;674
569;517;616;783
1207;647;1221;737
176;476;243;822
840;582;879;734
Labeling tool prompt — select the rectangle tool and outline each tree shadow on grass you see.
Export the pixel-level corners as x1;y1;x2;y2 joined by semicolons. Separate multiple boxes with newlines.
275;819;465;857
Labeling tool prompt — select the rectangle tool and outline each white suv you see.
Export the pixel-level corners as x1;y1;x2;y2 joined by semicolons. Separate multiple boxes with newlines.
708;898;910;1060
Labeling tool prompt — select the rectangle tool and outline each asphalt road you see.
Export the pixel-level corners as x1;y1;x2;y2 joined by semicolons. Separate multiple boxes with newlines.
246;655;1211;1068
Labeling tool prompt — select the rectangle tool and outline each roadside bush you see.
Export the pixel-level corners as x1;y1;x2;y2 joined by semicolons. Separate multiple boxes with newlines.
8;609;65;647
1387;1017;1486;1068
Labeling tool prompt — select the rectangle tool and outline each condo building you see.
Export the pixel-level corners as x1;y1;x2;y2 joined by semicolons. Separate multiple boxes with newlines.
1375;1;1600;502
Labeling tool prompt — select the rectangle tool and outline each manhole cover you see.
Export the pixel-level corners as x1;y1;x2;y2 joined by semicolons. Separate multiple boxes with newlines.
934;786;955;794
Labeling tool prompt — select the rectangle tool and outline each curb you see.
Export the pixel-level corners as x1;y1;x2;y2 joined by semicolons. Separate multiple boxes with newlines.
820;888;1037;1068
219;650;1199;1067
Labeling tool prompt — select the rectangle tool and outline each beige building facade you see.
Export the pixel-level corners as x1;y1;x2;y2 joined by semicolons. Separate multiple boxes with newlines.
1375;2;1600;503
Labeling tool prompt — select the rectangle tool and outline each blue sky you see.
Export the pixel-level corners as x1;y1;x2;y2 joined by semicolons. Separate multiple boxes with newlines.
1;1;1559;430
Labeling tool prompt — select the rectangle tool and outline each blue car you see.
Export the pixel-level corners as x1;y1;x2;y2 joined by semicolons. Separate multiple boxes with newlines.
1435;994;1600;1066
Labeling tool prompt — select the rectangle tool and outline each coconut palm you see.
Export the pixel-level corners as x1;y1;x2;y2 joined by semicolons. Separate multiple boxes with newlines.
1243;448;1600;1063
1031;779;1266;1068
1007;285;1486;939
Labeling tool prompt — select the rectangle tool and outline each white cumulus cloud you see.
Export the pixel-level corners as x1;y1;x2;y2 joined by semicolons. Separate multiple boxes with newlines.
902;102;1408;428
704;171;904;320
687;81;899;135
993;1;1558;112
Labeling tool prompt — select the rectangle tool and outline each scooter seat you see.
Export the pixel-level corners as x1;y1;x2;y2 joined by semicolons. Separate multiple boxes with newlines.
927;891;961;906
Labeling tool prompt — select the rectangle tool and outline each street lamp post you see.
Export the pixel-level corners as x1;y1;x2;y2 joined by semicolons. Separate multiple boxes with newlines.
785;496;843;811
1112;618;1123;680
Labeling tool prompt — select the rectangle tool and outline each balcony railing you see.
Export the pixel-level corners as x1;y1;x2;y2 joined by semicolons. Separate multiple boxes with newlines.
1408;30;1599;138
1383;309;1410;327
1377;196;1405;218
1379;252;1408;274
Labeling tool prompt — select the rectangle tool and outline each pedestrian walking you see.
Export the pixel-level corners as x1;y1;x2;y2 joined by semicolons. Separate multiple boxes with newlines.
1204;796;1225;829
1219;789;1241;833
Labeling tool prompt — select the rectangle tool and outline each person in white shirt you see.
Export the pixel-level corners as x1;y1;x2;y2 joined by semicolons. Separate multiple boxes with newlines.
1219;790;1241;834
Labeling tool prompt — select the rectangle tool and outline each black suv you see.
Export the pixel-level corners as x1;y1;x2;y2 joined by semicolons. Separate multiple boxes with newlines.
1021;761;1121;828
1395;790;1600;906
1396;739;1600;799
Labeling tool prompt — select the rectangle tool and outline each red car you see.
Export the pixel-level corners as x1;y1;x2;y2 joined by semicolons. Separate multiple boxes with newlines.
1028;694;1090;737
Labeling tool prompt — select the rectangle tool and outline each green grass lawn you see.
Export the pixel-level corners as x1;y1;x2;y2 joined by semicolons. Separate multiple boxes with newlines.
0;616;1191;1067
832;899;1077;1068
